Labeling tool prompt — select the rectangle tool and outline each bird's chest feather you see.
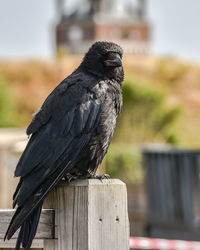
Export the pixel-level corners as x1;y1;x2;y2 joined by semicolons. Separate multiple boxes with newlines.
72;80;122;173
92;80;122;148
92;80;122;111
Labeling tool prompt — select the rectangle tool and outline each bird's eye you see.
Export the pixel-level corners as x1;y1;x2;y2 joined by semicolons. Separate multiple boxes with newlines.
106;52;119;60
104;52;122;67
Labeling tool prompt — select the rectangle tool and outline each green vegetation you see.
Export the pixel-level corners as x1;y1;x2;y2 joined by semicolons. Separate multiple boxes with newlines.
0;73;28;127
105;76;181;183
113;77;181;144
105;145;142;183
0;75;19;127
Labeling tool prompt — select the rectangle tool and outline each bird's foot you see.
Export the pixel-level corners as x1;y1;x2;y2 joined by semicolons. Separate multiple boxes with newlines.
63;172;91;183
88;174;110;180
63;173;110;183
63;173;79;183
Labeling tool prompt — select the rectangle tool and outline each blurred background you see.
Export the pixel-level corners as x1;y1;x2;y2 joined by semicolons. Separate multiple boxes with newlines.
1;0;200;247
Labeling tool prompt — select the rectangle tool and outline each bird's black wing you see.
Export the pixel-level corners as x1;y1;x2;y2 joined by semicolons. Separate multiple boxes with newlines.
5;74;102;241
15;73;94;177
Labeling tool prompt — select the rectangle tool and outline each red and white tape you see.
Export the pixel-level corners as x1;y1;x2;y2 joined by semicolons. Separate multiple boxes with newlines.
130;237;200;250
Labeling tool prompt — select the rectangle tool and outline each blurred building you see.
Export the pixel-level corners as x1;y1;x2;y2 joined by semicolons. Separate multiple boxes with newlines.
55;0;150;54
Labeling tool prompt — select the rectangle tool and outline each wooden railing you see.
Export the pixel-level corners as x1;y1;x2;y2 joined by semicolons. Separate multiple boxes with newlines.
0;179;130;250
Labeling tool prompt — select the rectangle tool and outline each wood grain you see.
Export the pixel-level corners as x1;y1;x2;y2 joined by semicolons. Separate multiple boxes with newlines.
44;179;130;250
0;179;130;249
0;209;55;239
0;239;43;248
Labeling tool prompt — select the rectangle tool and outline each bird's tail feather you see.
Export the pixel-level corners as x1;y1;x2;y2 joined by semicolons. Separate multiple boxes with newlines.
15;202;42;250
6;134;91;248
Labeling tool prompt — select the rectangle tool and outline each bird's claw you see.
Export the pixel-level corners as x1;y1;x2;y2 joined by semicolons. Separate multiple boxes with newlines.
88;174;110;180
63;173;110;183
63;174;78;183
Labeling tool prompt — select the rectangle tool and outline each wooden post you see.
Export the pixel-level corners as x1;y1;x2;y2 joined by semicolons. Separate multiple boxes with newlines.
44;179;129;250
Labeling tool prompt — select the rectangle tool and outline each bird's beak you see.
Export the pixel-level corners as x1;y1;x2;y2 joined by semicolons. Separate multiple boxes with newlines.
104;54;122;67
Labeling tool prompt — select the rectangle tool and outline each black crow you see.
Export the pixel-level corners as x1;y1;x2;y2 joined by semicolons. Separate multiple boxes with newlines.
5;41;124;250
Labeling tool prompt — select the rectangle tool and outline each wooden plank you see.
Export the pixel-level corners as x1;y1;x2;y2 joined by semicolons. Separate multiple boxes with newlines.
44;180;89;250
43;193;59;250
43;239;58;250
0;209;55;239
0;239;43;248
44;179;130;250
88;179;130;250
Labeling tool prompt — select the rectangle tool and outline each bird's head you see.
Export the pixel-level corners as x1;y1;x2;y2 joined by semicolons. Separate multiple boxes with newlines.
81;41;124;82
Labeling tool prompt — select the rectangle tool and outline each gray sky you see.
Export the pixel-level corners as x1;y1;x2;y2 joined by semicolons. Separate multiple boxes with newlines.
149;0;200;62
0;0;200;62
0;0;55;59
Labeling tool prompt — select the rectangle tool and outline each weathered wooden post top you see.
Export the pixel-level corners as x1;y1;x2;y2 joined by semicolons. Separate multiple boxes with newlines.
0;179;130;250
